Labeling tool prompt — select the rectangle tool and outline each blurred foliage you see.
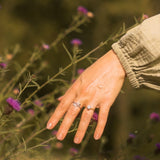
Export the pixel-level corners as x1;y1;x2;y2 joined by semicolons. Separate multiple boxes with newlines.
0;0;160;160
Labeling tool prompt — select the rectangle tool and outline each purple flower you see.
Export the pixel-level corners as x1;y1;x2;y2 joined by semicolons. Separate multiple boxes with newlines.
155;143;160;155
77;68;84;75
71;38;82;46
127;133;136;144
150;112;160;122
27;109;34;116
42;44;50;50
77;6;88;15
92;112;98;121
34;99;43;107
129;133;136;139
52;130;57;136
156;143;160;150
69;148;78;156
0;63;7;69
6;97;21;111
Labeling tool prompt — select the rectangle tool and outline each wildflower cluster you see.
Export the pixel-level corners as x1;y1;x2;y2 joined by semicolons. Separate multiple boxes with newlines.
0;5;155;160
0;6;98;159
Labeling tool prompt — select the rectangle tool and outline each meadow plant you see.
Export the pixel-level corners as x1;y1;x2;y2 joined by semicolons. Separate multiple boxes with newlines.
0;6;158;160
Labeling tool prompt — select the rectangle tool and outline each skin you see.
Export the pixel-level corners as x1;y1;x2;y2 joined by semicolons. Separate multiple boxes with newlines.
46;49;126;144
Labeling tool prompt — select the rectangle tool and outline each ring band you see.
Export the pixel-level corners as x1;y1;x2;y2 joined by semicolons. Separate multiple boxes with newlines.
72;101;81;108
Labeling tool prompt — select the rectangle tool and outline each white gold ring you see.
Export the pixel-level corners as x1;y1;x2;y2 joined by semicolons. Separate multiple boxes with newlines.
72;101;81;108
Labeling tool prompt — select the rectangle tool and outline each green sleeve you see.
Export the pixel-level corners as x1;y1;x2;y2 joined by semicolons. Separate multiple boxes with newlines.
112;14;160;91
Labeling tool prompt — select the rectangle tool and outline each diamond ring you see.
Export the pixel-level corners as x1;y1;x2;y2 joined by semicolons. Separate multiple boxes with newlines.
72;101;81;108
86;105;94;110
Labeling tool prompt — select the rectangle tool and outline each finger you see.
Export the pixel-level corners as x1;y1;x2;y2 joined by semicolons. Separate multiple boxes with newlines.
46;81;80;130
56;98;84;141
93;102;111;140
57;96;64;101
74;101;97;144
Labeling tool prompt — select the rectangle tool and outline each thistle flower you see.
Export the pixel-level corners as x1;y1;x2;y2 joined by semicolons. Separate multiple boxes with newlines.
150;112;160;122
6;97;21;111
6;54;13;60
55;142;63;149
13;88;20;95
77;6;88;15
0;62;7;69
71;38;82;46
142;14;149;20
87;12;94;18
92;112;98;121
27;109;35;116
52;130;57;136
155;143;160;154
127;133;136;144
34;99;43;107
42;44;50;50
77;68;84;75
69;148;78;156
156;143;160;150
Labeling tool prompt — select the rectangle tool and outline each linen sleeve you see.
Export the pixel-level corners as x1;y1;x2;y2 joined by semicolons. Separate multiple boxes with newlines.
112;14;160;91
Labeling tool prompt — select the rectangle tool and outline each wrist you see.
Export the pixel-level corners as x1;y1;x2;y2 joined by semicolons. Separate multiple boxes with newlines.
103;49;126;78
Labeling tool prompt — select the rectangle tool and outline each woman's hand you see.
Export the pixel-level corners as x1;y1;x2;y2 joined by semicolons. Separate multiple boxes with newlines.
46;49;125;144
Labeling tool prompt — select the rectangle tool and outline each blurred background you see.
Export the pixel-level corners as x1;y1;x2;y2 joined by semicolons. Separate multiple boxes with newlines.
0;0;160;159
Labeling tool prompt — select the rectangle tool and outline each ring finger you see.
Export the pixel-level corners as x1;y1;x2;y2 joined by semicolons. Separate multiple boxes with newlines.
56;97;85;141
74;99;98;144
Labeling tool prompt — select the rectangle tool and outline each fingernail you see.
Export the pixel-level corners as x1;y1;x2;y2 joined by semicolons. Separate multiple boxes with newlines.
46;123;52;129
74;137;80;144
57;133;63;140
57;96;63;101
94;134;100;140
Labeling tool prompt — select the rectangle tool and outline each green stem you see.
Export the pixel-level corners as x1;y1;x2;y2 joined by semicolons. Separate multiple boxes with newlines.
79;123;96;155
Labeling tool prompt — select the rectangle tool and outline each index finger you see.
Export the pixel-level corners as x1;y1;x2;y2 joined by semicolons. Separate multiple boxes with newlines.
46;80;80;130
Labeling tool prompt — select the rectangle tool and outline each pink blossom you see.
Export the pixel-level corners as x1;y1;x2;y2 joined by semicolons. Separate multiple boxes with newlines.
71;38;82;46
77;68;84;75
27;109;34;116
142;14;149;20
34;99;43;107
150;112;160;122
42;44;50;50
52;130;57;136
69;148;78;156
92;112;98;121
0;63;7;69
77;6;88;15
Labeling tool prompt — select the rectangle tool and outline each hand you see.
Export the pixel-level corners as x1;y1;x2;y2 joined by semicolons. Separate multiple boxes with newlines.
46;49;125;144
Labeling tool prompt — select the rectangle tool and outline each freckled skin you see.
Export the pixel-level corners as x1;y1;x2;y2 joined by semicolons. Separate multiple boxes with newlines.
47;49;125;144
